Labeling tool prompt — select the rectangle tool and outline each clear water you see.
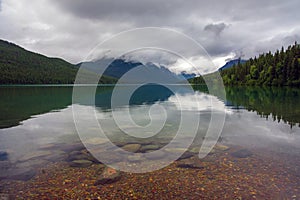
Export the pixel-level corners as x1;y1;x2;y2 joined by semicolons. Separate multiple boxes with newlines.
0;85;300;198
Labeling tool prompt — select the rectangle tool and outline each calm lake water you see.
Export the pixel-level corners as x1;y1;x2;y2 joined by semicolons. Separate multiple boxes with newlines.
1;85;300;198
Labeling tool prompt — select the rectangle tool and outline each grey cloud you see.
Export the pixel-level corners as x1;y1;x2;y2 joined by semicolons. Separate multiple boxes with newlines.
52;0;183;24
50;0;300;59
282;34;300;46
252;31;300;56
204;23;228;36
225;50;245;62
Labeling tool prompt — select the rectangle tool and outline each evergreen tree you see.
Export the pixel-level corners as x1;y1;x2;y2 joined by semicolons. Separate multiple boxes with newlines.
216;42;300;86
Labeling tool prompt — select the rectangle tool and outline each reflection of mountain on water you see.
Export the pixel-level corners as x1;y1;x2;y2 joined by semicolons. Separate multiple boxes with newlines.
2;84;184;124
129;84;174;105
79;58;189;84
93;84;180;109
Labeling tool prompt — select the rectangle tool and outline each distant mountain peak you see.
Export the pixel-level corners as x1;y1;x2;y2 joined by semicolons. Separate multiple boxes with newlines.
81;58;195;81
219;59;247;71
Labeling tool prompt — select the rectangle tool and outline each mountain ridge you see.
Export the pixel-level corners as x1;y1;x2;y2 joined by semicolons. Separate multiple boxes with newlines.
0;39;117;84
0;39;194;84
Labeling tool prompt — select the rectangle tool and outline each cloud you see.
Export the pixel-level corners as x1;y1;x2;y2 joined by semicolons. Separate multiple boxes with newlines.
204;23;228;36
0;0;300;74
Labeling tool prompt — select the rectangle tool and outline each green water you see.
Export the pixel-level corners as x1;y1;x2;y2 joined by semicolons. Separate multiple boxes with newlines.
0;86;73;128
225;86;300;128
1;85;299;129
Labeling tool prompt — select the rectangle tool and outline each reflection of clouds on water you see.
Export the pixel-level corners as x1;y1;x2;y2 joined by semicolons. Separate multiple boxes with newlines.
0;107;76;161
168;92;232;114
25;124;41;131
93;91;230;134
223;109;300;151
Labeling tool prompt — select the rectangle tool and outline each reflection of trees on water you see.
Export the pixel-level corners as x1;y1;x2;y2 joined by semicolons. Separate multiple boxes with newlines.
192;85;300;128
225;87;300;128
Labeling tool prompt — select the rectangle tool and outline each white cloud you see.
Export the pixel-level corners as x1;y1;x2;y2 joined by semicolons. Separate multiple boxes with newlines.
169;56;216;75
212;52;236;69
168;92;231;114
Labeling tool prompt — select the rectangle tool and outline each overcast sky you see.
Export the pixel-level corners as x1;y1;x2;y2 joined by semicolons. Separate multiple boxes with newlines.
0;0;299;74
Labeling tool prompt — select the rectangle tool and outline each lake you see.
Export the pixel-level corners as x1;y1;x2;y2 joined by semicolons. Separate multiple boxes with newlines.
0;85;300;199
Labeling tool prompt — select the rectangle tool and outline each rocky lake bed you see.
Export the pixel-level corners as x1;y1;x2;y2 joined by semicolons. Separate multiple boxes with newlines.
1;141;300;199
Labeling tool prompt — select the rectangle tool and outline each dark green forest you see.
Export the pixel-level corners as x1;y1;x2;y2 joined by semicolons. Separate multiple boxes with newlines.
0;40;116;84
190;42;300;86
221;42;300;86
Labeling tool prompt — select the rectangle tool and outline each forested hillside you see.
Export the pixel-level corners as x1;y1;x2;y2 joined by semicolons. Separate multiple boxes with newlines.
221;42;300;86
0;40;116;84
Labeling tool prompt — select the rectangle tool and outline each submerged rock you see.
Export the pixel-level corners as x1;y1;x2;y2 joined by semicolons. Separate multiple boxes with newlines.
44;151;67;162
38;143;62;150
121;144;141;153
188;147;200;154
139;144;161;153
112;140;128;147
190;147;216;155
0;151;8;161
129;139;153;146
59;143;85;153
231;149;253;158
70;160;93;168
19;151;52;162
214;144;230;151
83;138;108;145
165;148;187;154
177;157;204;169
94;167;121;185
67;151;96;163
178;151;195;160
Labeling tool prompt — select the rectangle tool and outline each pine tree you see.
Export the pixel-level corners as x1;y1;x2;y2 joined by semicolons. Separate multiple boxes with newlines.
214;42;300;86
